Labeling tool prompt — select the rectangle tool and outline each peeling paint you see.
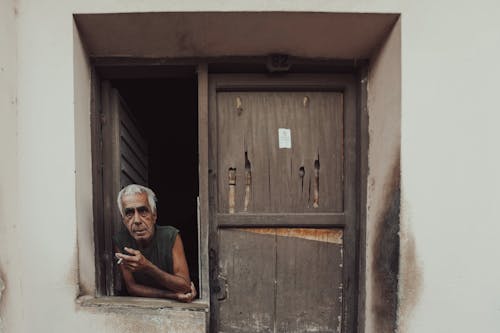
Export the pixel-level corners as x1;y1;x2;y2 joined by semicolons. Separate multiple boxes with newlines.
241;228;343;244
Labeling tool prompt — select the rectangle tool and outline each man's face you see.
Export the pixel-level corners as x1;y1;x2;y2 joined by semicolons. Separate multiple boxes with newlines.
121;192;157;246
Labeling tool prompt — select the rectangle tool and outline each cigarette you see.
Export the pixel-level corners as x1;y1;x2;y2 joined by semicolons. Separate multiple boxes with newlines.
117;258;123;265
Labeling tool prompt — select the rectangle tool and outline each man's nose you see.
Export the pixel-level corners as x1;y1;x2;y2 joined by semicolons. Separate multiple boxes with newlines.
133;210;141;223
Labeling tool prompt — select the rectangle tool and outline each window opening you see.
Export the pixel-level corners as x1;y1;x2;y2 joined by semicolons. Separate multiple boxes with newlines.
100;74;199;295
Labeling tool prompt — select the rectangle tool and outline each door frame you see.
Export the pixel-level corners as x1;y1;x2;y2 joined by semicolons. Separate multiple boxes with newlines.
207;73;361;332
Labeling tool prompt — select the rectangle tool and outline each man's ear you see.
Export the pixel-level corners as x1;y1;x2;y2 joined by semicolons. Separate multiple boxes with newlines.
152;211;158;224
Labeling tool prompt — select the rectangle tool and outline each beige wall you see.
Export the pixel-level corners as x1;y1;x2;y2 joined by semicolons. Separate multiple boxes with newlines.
73;19;96;297
0;0;20;332
366;20;402;333
2;0;500;332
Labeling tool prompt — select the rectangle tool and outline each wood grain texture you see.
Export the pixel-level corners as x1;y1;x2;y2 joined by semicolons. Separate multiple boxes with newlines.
218;228;343;333
100;83;150;295
209;74;359;333
217;213;346;228
217;91;344;214
218;229;276;333
241;227;343;244
118;96;148;187
276;229;343;333
198;63;210;300
100;82;121;295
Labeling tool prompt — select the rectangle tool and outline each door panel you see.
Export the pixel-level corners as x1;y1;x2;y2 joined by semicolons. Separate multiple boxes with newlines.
217;92;344;214
218;228;343;333
275;228;343;333
218;229;276;333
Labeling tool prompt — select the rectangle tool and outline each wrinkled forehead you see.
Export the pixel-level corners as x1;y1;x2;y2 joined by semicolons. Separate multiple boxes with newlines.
121;192;150;209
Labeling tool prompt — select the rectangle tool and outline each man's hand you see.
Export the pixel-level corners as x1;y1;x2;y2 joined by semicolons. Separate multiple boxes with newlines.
115;247;152;272
176;282;197;303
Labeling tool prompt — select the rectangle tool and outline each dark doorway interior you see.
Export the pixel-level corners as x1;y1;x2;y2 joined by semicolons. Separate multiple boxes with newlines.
110;76;199;290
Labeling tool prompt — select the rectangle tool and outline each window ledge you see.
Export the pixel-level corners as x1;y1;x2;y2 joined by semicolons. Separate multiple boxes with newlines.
77;295;209;312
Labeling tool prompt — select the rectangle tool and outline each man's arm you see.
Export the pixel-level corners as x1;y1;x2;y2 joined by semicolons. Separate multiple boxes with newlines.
117;259;196;301
115;235;194;296
118;262;177;299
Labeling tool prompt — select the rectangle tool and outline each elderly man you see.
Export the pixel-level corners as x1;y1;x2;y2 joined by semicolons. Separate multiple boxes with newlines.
113;184;196;302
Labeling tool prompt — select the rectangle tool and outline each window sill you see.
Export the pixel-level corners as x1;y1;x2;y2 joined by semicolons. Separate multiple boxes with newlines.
77;295;209;312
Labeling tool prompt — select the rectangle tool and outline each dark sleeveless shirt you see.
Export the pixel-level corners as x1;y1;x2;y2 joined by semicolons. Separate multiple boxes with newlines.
113;225;179;289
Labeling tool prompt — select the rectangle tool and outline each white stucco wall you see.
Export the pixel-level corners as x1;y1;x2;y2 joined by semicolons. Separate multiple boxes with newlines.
2;0;500;332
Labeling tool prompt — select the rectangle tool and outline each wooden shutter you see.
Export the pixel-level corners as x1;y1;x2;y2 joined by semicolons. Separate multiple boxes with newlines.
100;81;149;295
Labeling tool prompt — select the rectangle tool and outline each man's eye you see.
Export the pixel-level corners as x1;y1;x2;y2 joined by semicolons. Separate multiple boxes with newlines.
123;206;149;218
137;207;149;216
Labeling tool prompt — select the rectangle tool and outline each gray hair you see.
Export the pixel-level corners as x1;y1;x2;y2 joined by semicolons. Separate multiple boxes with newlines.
117;184;157;217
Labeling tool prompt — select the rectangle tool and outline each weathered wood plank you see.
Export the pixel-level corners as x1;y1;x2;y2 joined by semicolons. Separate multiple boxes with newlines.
217;213;346;227
198;63;210;300
100;84;150;294
313;92;344;211
101;83;122;295
120;120;148;166
275;228;343;333
120;138;148;178
242;227;343;244
118;98;148;156
218;229;276;333
217;91;343;214
208;73;221;333
120;172;135;190
121;157;147;185
216;93;253;214
356;64;369;333
117;87;149;190
90;70;107;295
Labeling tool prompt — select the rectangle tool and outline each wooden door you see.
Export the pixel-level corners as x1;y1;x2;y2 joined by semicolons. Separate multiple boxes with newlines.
209;75;358;333
100;81;149;295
